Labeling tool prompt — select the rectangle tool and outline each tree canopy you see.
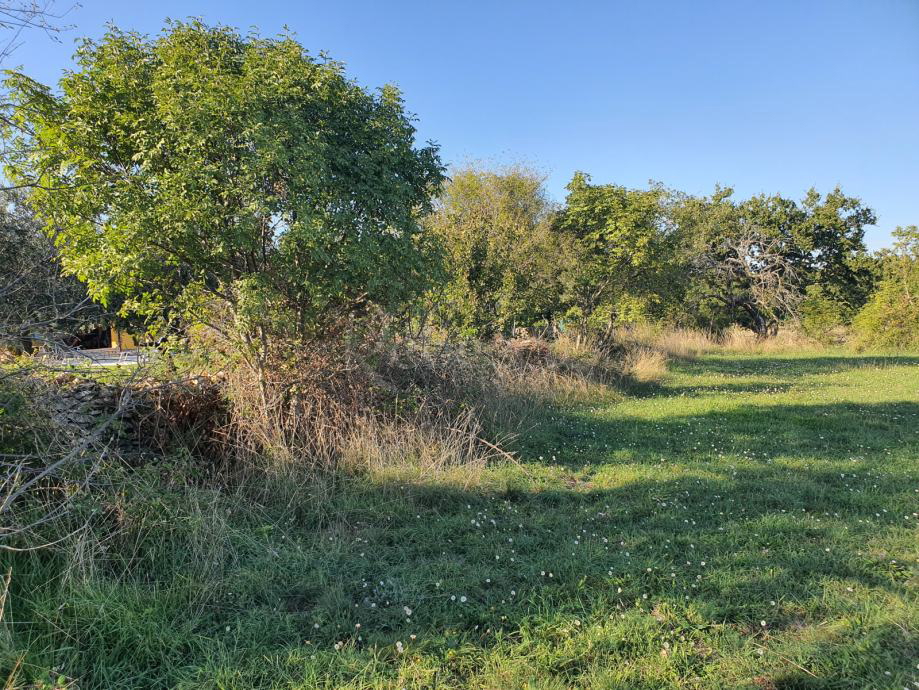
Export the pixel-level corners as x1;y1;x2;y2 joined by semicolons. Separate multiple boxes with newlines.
3;20;444;349
552;173;682;335
671;186;876;334
426;166;563;337
424;168;886;342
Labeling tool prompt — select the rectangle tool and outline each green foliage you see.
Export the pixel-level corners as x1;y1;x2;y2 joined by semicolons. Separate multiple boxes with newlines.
853;226;919;349
0;16;889;349
671;186;876;334
553;173;680;336
796;188;877;309
799;284;848;343
3;21;444;345
427;166;564;337
427;170;881;341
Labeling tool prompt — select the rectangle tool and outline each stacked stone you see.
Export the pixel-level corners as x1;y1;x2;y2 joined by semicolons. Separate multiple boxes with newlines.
44;377;140;454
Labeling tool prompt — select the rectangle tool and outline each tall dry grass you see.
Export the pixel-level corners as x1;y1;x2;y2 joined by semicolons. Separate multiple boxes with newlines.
611;324;715;360
717;325;816;353
219;338;500;482
212;331;661;483
621;346;668;382
493;336;622;403
612;324;820;360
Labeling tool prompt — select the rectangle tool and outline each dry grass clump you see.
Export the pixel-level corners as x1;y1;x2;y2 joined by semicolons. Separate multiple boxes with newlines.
611;323;821;360
134;377;226;457
339;406;492;474
219;336;509;480
493;334;630;404
717;325;817;353
621;346;668;382
647;328;718;359
611;325;716;361
212;331;647;480
0;327;667;503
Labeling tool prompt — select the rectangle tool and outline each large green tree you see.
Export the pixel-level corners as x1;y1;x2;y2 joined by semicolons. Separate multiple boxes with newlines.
3;21;444;356
743;188;876;311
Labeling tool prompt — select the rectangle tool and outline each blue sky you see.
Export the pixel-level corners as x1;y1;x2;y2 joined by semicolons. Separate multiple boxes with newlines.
9;0;918;249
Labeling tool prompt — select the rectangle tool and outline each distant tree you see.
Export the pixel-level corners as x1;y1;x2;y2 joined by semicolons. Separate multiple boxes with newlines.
693;224;802;337
553;173;679;339
427;165;563;338
853;226;919;349
3;21;444;365
743;188;876;313
672;186;876;334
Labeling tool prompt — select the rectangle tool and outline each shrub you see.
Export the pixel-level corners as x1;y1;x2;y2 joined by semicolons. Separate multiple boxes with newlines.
852;227;919;350
799;285;849;344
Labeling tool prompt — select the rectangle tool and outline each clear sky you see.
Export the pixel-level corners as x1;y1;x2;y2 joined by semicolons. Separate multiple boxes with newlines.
8;0;918;249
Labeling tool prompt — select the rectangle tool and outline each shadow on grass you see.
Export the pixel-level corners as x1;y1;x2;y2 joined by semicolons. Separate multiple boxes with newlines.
653;381;806;396
140;459;916;687
12;415;916;688
512;399;919;470
623;380;814;399
674;354;919;378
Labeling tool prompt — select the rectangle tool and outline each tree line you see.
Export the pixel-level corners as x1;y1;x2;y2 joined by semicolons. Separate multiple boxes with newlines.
427;166;904;343
1;21;916;357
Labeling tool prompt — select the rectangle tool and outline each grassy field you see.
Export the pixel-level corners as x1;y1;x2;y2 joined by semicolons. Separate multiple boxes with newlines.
5;351;919;688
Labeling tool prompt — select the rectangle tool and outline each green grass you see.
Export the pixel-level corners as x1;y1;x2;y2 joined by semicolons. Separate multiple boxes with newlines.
4;352;919;688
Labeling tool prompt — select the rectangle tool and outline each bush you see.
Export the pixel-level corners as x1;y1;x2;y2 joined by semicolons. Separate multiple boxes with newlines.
852;227;919;350
853;280;919;349
799;285;849;344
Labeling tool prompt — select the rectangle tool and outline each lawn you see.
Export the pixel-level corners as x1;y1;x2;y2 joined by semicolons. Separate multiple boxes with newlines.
6;351;919;689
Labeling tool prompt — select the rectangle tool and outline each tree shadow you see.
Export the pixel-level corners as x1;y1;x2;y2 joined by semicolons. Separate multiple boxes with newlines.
514;400;919;467
635;381;809;398
675;354;919;378
169;459;917;688
32;424;915;688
